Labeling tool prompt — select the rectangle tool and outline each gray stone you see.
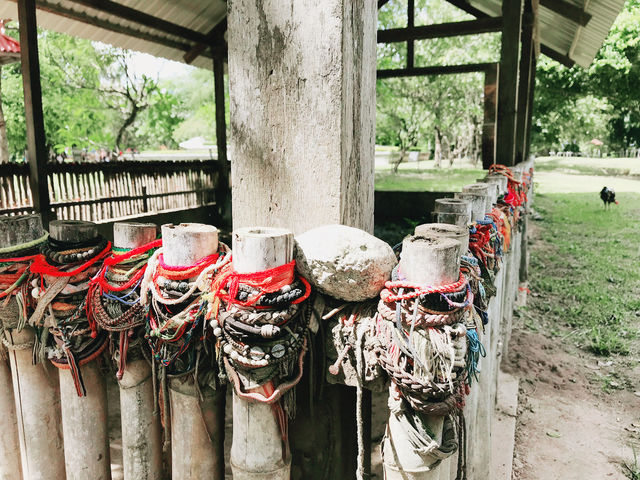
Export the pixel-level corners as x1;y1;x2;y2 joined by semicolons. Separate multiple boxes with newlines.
294;224;397;301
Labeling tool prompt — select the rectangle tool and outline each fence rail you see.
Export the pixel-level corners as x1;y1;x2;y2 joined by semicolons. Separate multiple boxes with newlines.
0;160;222;222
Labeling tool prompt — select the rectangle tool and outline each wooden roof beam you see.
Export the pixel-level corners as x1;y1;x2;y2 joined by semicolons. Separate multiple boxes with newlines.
377;17;502;43
184;18;227;64
540;44;575;67
66;0;210;44
443;0;489;19
539;0;592;27
377;62;495;78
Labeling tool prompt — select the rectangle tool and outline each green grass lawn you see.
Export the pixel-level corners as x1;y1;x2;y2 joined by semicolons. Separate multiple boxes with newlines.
375;167;484;192
524;192;640;361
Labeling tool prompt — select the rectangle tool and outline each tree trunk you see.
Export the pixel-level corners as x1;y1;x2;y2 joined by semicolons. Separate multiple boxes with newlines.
115;104;141;151
434;128;442;168
392;149;405;174
0;66;11;163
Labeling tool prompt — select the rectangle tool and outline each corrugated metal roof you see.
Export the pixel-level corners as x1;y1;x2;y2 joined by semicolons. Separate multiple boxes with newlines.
0;0;227;69
0;0;625;69
469;0;625;68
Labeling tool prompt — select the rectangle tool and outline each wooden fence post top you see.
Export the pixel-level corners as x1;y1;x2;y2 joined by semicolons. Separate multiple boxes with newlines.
161;222;218;266
0;214;44;247
400;234;462;285
49;220;97;242
232;227;294;274
113;222;157;249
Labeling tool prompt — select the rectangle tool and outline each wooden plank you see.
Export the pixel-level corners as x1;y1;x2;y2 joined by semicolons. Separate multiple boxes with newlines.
377;62;494;78
539;0;591;27
482;63;499;169
67;0;210;44
17;0;52;226
515;1;535;164
496;0;523;166
378;17;502;43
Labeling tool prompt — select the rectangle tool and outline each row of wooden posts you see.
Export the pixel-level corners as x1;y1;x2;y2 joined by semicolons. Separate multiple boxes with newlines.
0;159;532;480
0;160;220;221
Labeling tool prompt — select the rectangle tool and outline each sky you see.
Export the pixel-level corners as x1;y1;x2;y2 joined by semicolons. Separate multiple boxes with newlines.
126;51;196;82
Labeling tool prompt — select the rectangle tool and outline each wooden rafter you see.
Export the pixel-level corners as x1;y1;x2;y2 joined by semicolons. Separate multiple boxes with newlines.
377;17;502;43
377;62;494;78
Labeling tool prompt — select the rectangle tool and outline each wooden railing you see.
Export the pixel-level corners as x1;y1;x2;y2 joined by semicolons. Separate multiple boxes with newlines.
0;160;222;222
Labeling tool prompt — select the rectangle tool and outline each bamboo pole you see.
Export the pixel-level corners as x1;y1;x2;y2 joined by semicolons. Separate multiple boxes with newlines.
229;227;294;480
0;214;65;480
162;223;225;480
113;222;163;480
50;220;111;480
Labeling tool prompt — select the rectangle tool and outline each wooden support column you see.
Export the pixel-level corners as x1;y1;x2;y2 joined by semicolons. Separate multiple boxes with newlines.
213;56;230;224
496;0;523;166
524;55;537;159
228;2;376;479
228;0;376;235
482;63;499;169
407;0;415;69
17;0;52;226
515;0;535;164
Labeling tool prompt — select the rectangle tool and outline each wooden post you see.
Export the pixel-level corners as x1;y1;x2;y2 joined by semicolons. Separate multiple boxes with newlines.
17;0;52;226
229;227;294;480
496;0;523;167
524;55;537;160
515;0;535;164
113;222;163;480
161;223;225;480
382;235;462;479
482;63;499;169
213;57;230;224
1;215;66;480
228;2;376;478
228;0;376;234
50;220;111;480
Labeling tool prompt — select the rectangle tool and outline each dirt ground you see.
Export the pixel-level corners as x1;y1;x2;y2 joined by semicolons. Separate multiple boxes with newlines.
505;327;639;479
505;222;640;480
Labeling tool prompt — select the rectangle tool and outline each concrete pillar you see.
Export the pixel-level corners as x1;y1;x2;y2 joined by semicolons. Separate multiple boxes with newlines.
113;222;163;480
382;235;462;480
229;227;294;480
0;214;64;480
228;2;377;478
162;223;225;480
49;220;111;480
